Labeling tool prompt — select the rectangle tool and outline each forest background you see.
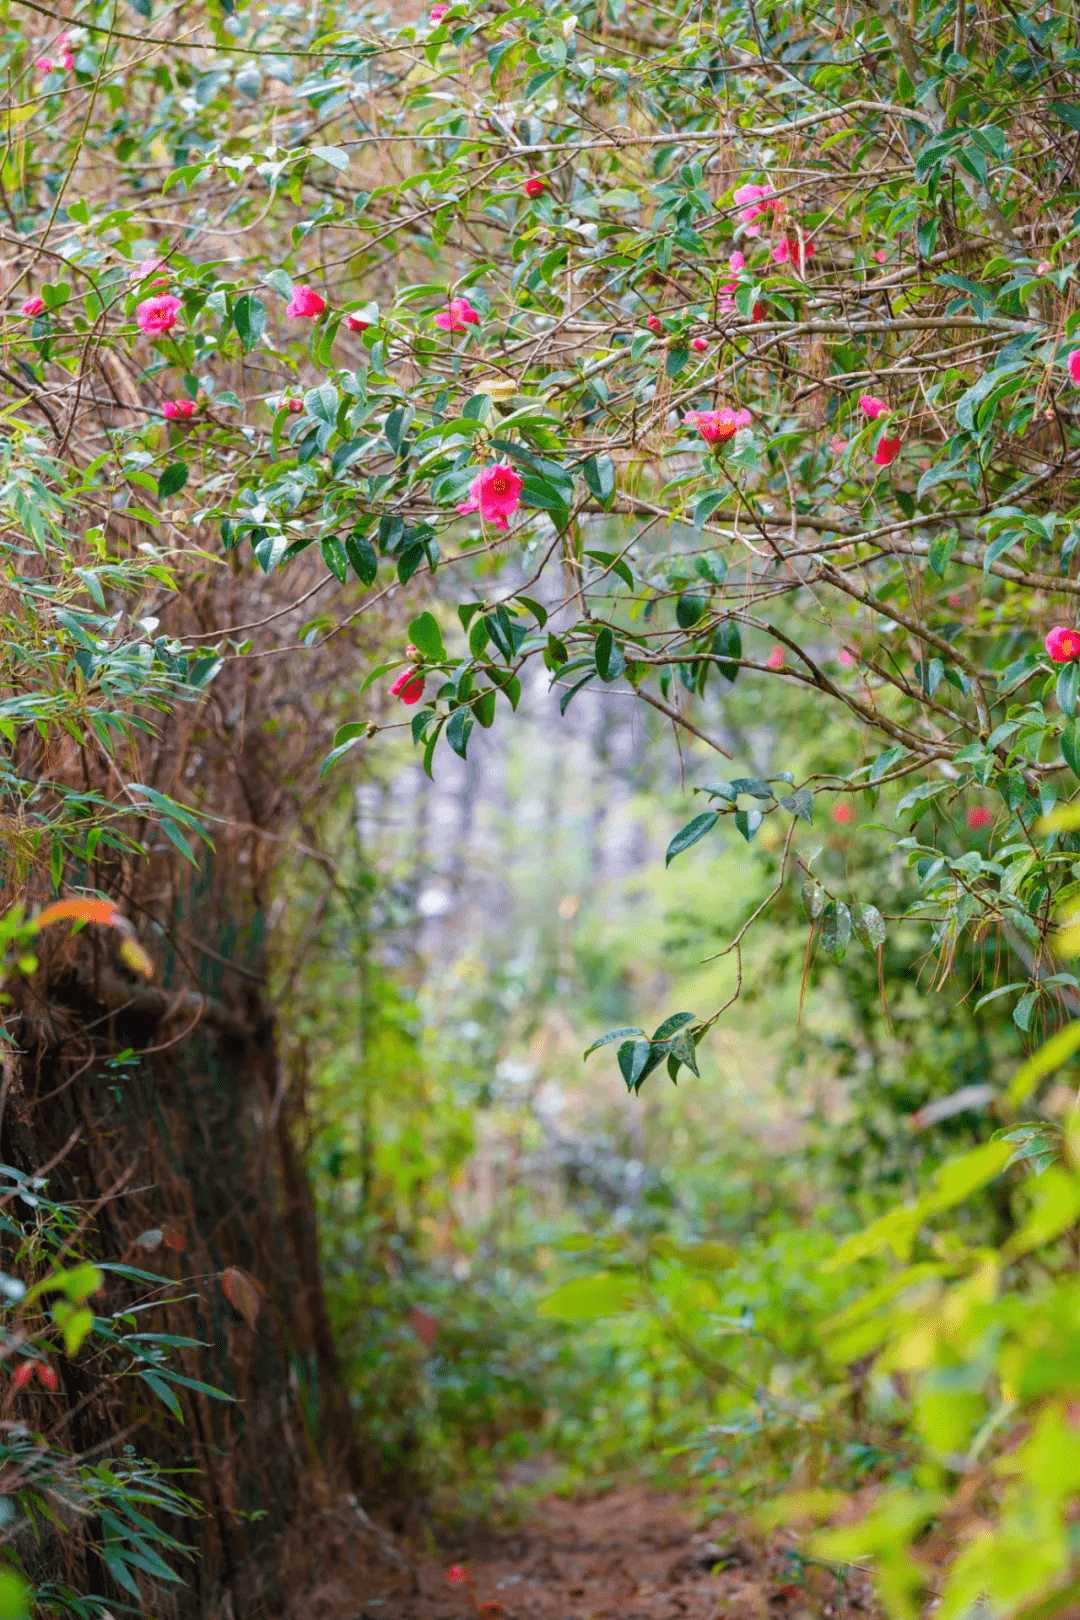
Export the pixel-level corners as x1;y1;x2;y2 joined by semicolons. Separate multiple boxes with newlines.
2;0;1080;1615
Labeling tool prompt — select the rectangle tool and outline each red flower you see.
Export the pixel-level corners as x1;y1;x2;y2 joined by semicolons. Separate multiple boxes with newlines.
766;645;784;670
966;807;992;831
645;314;664;334
162;400;195;419
831;802;853;825
524;176;546;198
685;407;750;445
457;463;523;530
873;436;901;466
38;1363;58;1391
691;337;708;352
285;284;326;319
445;1566;467;1586
1046;626;1080;663
283;397;303;413
859;393;888;419
137;294;182;335
435;297;480;332
12;1362;34;1388
345;314;369;333
1069;350;1080;386
21;296;45;317
389;665;425;704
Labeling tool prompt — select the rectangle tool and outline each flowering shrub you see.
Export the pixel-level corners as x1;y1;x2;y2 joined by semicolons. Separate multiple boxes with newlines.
9;0;1080;1607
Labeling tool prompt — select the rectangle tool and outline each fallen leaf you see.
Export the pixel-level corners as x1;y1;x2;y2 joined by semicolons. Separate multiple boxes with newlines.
221;1266;261;1328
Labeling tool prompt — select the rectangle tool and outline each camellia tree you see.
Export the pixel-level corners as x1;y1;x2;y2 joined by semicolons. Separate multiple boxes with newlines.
8;0;1080;1610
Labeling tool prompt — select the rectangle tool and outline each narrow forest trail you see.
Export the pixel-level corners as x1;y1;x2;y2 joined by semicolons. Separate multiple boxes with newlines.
346;1490;874;1620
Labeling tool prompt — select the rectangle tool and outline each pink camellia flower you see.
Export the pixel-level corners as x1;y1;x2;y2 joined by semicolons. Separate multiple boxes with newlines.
859;393;888;419
345;314;369;333
162;400;195;419
131;257;168;286
873;436;902;467
831;802;853;825
21;295;45;317
457;462;523;530
1037;261;1052;275
136;294;182;335
389;668;425;704
1046;626;1080;663
430;3;448;18
717;281;737;314
966;806;992;832
285;284;326;319
435;296;480;332
446;1568;467;1587
829;435;847;454
771;236;814;267
732;181;783;236
524;176;546;198
283;396;303;413
12;1362;34;1389
874;248;887;263
766;645;785;670
729;250;746;273
686;407;751;444
838;649;855;667
645;314;664;334
1068;350;1080;386
36;56;54;71
691;337;708;352
38;1364;58;1392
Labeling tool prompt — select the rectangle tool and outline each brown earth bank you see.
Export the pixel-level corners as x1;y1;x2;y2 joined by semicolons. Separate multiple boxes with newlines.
328;1489;876;1620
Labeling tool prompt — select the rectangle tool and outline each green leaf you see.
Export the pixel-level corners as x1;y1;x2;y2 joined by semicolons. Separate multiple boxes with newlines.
583;1025;645;1060
869;746;904;782
314;537;345;583
780;788;814;823
734;808;763;842
446;707;473;758
851;902;886;952
262;268;294;299
802;880;824;921
0;1571;30;1620
310;144;350;171
595;626;627;682
676;592;705;628
821;900;851;963
928;533;957;576
1050;100;1080;132
157;462;188;499
583;453;615;502
345;532;378;585
1058;662;1080;718
665;811;719;865
1062;719;1080;778
713;621;741;680
232;293;266;352
538;1273;639;1319
409;611;446;661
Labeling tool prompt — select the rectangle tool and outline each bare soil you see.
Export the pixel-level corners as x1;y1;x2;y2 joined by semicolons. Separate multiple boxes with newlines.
347;1489;874;1620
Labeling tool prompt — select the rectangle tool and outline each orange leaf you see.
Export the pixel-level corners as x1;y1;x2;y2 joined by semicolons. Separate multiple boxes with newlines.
162;1227;186;1252
221;1266;261;1328
408;1306;438;1347
34;898;118;932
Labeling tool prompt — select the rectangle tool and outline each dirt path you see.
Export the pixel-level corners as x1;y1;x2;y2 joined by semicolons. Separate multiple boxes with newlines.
350;1489;873;1620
